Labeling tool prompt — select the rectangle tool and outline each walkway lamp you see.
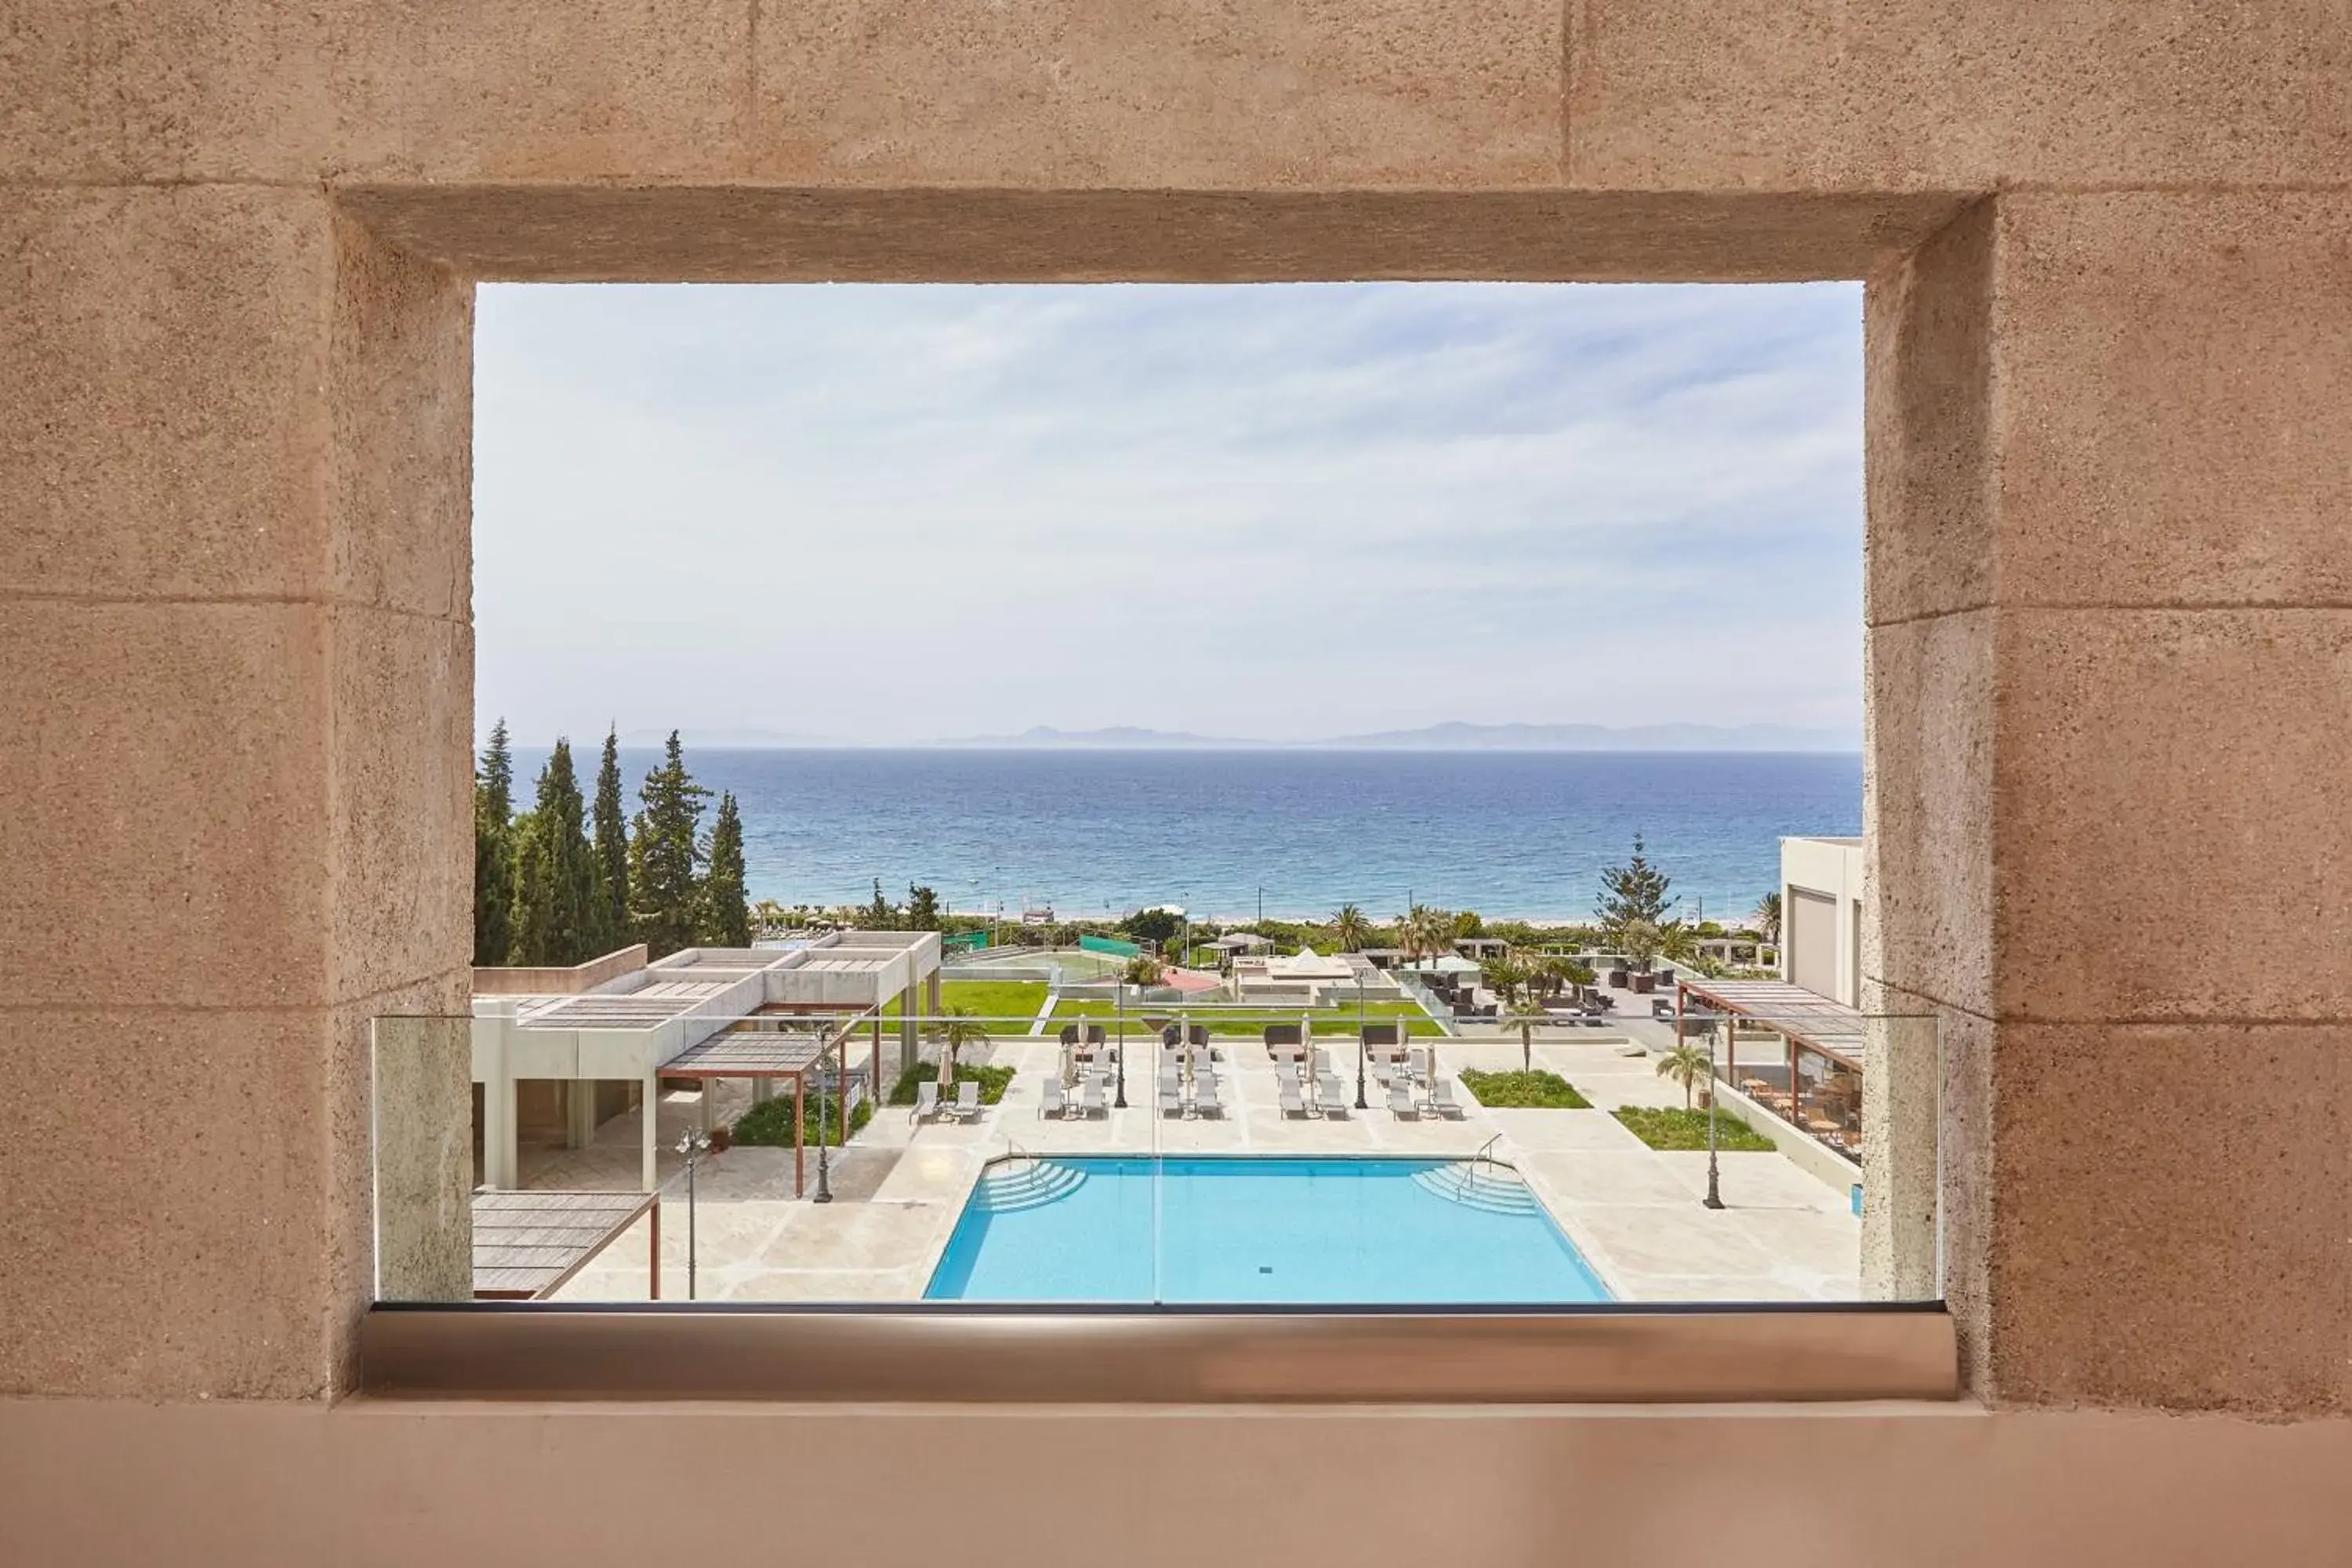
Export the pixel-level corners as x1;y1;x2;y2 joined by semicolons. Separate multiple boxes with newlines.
813;1034;837;1205
1702;1014;1726;1210
1354;980;1369;1110
673;1127;714;1298
1114;983;1128;1109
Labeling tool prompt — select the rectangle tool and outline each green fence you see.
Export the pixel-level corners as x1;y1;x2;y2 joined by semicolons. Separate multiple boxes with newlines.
1078;934;1142;959
942;930;990;954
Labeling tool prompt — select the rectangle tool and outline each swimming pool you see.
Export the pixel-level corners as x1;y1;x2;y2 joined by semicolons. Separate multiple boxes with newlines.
924;1156;1612;1303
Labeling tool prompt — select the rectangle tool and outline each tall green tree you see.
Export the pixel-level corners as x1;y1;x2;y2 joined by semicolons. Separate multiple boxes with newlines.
508;739;600;966
699;791;751;947
1595;834;1676;936
628;731;710;957
862;877;896;927
906;884;941;931
590;725;630;953
473;720;517;965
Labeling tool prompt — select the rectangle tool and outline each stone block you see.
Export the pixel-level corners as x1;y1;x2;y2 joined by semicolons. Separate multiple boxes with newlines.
0;602;332;1010
331;216;474;620
1570;1;2352;192
1987;1022;2348;1412
1991;191;2352;607
1864;201;1993;626
1995;608;2352;1022
0;187;334;602
0;1009;345;1399
1864;611;1994;1019
755;0;1563;188
328;608;474;1007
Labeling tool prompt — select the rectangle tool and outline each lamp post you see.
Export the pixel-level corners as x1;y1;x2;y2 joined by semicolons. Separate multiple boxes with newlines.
1354;979;1369;1110
813;1032;836;1204
1113;982;1128;1109
1702;1014;1726;1210
673;1127;714;1298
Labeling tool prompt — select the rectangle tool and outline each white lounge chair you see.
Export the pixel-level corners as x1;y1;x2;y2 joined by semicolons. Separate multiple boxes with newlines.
1278;1080;1308;1119
1040;1077;1067;1119
1388;1081;1417;1118
1192;1075;1224;1118
1081;1079;1108;1117
953;1080;982;1121
1317;1074;1350;1117
1158;1083;1183;1116
912;1080;941;1123
1428;1078;1463;1117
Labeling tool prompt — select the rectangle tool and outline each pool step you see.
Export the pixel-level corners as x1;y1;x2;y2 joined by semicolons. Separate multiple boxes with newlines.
974;1158;1087;1213
1413;1161;1543;1216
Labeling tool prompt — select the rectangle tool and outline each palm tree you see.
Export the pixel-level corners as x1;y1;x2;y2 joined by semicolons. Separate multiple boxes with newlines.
1656;1037;1712;1111
935;1004;992;1087
1480;956;1529;1005
1401;905;1454;965
1330;904;1371;953
1752;891;1782;946
750;898;789;938
1122;953;1165;988
1563;960;1597;1000
1504;996;1552;1073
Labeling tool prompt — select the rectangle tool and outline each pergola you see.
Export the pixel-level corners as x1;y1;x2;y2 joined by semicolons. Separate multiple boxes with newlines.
664;1012;866;1197
471;1189;659;1300
1673;977;1866;1162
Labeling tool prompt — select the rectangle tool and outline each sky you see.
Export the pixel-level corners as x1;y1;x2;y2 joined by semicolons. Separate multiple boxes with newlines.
474;281;1864;746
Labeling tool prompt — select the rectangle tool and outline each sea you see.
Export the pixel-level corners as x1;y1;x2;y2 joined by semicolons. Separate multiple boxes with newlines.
511;747;1861;925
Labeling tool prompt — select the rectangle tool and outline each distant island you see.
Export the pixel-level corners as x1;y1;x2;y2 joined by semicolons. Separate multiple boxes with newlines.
927;721;1858;753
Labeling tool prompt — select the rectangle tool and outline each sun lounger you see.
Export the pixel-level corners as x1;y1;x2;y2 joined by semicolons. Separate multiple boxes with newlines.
1278;1080;1308;1118
912;1080;940;1122
1316;1074;1350;1116
1388;1081;1417;1118
1159;1083;1183;1116
953;1080;982;1121
1081;1079;1108;1116
1428;1079;1463;1118
1040;1077;1066;1119
1192;1075;1224;1118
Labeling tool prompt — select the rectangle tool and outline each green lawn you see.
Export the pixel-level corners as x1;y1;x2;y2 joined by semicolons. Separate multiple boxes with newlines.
1611;1105;1777;1152
1458;1069;1592;1109
1046;996;1442;1038
881;979;1047;1028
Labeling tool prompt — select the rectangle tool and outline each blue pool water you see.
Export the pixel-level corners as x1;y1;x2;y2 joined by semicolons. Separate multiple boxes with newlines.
924;1156;1612;1304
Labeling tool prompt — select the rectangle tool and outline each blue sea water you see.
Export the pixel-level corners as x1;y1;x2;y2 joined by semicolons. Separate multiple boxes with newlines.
510;747;1860;922
925;1156;1612;1304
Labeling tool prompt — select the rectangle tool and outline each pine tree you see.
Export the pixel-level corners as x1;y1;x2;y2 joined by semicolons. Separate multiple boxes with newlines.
699;791;751;947
473;720;517;965
862;877;895;927
591;725;630;953
906;884;941;931
1595;833;1677;935
629;731;709;958
508;739;600;966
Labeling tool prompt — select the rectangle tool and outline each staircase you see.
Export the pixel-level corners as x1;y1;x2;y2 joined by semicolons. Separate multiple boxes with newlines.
972;1157;1087;1213
1412;1160;1543;1216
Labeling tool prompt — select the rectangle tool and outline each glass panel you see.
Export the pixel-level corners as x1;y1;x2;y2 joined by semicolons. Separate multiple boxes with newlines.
375;940;1940;1307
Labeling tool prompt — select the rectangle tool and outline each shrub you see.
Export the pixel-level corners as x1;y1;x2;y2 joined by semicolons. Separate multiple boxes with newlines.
1611;1105;1775;1152
1458;1069;1592;1109
888;1062;1015;1106
733;1090;871;1146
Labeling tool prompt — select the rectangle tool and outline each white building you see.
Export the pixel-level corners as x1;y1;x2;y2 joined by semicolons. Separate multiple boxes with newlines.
471;931;942;1192
1780;836;1864;1007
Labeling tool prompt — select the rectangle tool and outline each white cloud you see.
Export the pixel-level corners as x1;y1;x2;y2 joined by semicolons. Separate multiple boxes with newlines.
474;281;1862;743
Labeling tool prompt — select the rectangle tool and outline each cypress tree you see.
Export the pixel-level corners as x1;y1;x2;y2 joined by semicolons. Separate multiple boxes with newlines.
472;719;517;965
508;739;599;966
629;731;710;958
591;725;630;953
699;791;750;947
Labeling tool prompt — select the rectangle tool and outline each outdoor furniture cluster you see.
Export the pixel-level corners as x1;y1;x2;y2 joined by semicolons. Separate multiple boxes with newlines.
1036;1023;1124;1119
910;1078;985;1123
1155;1030;1226;1118
1265;1023;1465;1120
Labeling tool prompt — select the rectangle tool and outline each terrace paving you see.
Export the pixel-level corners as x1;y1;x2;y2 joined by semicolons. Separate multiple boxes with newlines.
554;1027;1863;1305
